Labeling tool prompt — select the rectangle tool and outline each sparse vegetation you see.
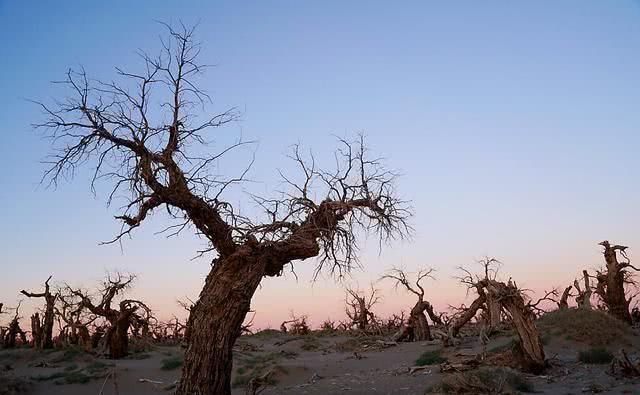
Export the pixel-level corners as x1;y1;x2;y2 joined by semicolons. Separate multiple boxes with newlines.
31;360;113;385
232;352;293;388
578;347;614;364
538;308;632;346
0;372;31;395
427;367;534;394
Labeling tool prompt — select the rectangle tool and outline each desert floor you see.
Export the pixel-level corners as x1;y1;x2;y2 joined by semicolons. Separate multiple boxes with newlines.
2;312;640;394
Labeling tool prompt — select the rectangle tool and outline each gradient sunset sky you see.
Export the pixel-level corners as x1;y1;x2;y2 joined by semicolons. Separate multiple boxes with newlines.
1;1;639;328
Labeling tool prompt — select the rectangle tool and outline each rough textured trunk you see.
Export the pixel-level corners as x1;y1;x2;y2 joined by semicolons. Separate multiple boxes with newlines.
410;301;432;341
574;270;592;310
595;242;633;324
449;293;485;338
30;313;43;348
177;252;264;395
106;317;131;359
425;302;443;326
484;281;545;374
558;285;572;309
486;295;502;329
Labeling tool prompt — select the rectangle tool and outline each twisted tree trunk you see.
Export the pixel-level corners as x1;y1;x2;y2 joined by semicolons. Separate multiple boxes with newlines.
409;301;432;341
448;293;485;338
574;270;592;310
177;253;264;395
558;285;572;309
595;241;633;324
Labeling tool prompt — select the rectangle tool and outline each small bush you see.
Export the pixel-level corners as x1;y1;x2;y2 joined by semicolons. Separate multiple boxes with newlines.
160;355;184;370
578;347;614;364
415;349;447;366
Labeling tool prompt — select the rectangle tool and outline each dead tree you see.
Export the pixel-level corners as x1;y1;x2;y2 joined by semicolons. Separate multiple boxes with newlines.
345;285;381;332
20;275;57;349
68;273;150;358
481;279;546;373
573;270;592;310
35;24;410;394
558;285;572;309
592;241;638;324
381;267;437;341
2;302;27;348
54;288;94;350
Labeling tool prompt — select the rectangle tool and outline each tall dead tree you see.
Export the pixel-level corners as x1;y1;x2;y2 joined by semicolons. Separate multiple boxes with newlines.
36;24;410;394
593;241;638;324
573;270;592;310
381;267;437;341
68;273;150;358
20;275;57;349
54;288;95;350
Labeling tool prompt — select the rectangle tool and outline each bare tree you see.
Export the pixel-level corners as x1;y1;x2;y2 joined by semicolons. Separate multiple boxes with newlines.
381;267;437;341
54;288;95;350
558;285;572;310
35;24;410;394
67;273;150;358
593;241;638;324
20;275;57;349
2;302;27;348
345;285;382;332
573;270;592;310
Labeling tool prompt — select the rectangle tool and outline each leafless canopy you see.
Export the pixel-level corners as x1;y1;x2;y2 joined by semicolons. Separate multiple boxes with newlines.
35;23;412;278
381;267;435;301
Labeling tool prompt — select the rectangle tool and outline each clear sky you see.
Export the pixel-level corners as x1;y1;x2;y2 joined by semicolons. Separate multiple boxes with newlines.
1;1;639;328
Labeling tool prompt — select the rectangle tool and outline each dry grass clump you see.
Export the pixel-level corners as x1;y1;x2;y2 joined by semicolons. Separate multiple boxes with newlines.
426;367;534;394
232;351;295;388
537;308;632;346
415;349;447;366
31;360;113;385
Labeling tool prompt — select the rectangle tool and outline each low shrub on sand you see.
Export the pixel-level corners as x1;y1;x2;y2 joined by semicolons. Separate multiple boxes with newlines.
578;347;614;364
427;367;534;394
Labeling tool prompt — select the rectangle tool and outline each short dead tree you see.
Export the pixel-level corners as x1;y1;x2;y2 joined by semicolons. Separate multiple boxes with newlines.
573;270;592;310
35;23;410;393
68;273;151;358
2;302;27;348
592;241;638;324
20;275;57;349
345;285;381;333
280;312;310;335
558;285;573;309
381;267;437;341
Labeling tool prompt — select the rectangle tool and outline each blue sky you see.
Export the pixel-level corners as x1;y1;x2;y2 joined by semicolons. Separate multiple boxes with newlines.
1;1;639;326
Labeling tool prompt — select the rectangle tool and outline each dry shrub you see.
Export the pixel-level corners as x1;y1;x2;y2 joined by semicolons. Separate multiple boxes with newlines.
427;367;534;394
537;308;632;346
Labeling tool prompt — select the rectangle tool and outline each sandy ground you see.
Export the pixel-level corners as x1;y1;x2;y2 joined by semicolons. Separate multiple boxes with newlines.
1;329;639;395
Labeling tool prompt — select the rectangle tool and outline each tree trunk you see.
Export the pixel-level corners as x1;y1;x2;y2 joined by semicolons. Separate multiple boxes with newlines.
410;301;432;341
574;270;592;310
177;253;264;395
30;313;43;348
486;294;502;329
558;285;572;309
106;317;131;359
449;293;485;338
485;281;545;374
597;242;633;324
42;301;55;349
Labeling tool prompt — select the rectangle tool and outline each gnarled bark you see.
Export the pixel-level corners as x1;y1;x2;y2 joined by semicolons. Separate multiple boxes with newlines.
593;241;637;324
21;275;57;349
558;285;572;309
483;279;546;373
573;271;592;310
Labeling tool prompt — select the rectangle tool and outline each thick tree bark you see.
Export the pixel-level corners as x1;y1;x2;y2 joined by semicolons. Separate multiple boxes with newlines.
409;301;432;341
574;270;592;310
449;293;486;338
177;252;264;395
483;280;545;373
486;294;502;329
30;313;43;348
105;317;131;359
21;276;56;349
595;241;633;324
558;285;572;309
